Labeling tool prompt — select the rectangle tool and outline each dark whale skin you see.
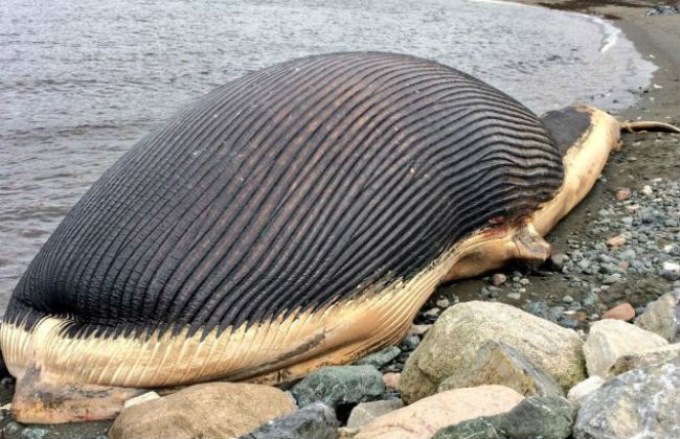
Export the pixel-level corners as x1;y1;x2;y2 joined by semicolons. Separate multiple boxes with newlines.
5;52;564;340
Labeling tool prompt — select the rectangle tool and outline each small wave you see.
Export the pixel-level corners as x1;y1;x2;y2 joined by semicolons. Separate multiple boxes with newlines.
588;16;621;54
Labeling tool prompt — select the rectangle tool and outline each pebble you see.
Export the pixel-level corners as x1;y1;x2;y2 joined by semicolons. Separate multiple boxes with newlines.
357;347;401;369
21;428;48;439
435;298;450;308
662;261;680;280
491;273;507;286
602;303;635;321
506;292;521;301
408;324;432;336
4;422;21;435
606;235;626;248
422;308;441;318
382;373;400;389
615;187;631;201
402;335;420;350
562;295;574;304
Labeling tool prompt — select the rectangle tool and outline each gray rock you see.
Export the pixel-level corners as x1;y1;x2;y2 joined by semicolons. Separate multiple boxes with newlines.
574;364;680;439
346;399;404;429
648;3;680;15
437;341;564;398
432;417;504;439
21;428;48;439
290;365;385;408
355;347;401;369
636;289;680;342
432;396;574;439
402;335;420;350
400;301;585;403
239;402;339;439
500;396;574;439
3;422;21;435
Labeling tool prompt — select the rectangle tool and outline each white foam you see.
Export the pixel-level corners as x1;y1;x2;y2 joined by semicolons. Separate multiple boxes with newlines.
588;16;622;53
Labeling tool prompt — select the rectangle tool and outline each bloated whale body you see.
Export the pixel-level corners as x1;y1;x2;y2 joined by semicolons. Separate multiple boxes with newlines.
5;52;669;423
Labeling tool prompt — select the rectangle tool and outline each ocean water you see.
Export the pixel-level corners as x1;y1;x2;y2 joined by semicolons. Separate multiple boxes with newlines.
0;0;656;311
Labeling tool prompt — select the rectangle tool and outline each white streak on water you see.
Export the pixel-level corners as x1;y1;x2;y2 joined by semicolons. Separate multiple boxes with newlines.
467;0;621;54
589;16;622;53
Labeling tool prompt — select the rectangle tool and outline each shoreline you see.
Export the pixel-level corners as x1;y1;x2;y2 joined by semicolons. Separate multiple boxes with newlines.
438;0;680;308
0;2;678;438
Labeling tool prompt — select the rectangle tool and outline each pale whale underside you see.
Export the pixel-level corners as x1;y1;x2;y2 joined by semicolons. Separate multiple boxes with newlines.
6;52;564;341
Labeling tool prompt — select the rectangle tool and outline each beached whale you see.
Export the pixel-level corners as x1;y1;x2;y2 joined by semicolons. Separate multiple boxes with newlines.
2;52;677;423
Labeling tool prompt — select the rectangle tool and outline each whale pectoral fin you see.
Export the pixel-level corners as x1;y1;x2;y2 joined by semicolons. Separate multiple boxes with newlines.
11;366;145;424
511;223;551;263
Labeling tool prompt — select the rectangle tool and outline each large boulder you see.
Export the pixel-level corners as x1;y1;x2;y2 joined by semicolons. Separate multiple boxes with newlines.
399;301;585;402
290;365;385;409
108;383;296;439
573;363;680;439
238;402;339;439
354;385;523;439
583;319;668;378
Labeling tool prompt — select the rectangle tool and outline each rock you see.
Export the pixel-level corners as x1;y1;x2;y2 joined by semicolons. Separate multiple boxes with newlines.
109;383;296;439
408;324;432;336
548;253;567;271
21;428;48;439
437;341;563;397
500;395;574;439
636;290;680;342
3;422;20;435
339;427;359;438
615;187;631;201
574;364;680;439
123;391;160;408
567;376;606;408
356;347;401;369
400;301;585;403
354;385;523;439
432;417;503;439
606;235;626;248
435;298;450;308
662;261;680;280
584;319;668;378
432;395;574;439
601;302;635;321
491;273;507;286
610;343;680;375
238;402;339;439
506;292;521;301
648;3;680;15
382;373;400;389
347;400;404;429
290;365;384;409
402;335;420;350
